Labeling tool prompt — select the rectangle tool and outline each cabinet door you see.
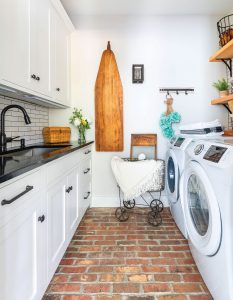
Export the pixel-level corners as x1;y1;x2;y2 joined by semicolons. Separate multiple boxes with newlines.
0;0;30;89
66;168;79;238
30;0;50;96
47;177;67;280
51;8;70;105
0;195;46;300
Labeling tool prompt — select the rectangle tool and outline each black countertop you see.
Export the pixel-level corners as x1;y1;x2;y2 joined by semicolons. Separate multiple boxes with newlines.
0;141;94;184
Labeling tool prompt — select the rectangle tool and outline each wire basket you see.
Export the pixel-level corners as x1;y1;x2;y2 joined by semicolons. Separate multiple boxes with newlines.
217;14;233;47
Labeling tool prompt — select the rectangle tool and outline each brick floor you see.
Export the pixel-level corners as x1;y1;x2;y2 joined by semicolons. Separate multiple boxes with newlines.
43;208;213;300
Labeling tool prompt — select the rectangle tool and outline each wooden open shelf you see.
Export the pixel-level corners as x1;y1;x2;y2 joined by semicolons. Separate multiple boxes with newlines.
211;94;233;105
209;39;233;62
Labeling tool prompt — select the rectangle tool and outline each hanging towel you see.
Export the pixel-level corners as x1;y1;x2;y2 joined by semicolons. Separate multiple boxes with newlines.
111;157;164;200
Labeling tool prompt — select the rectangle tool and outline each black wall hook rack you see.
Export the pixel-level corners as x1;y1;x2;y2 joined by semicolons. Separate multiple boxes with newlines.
159;88;194;95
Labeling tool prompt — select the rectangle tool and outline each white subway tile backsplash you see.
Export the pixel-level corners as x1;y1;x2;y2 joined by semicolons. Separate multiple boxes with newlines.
0;95;49;147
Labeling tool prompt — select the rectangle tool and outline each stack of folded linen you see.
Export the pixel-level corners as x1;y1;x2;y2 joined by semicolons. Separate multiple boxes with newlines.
178;119;224;137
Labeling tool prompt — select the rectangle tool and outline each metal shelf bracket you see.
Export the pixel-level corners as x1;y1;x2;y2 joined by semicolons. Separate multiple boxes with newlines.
220;59;232;77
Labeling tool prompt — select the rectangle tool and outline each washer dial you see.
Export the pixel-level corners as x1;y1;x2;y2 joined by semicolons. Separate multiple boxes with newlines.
194;144;204;155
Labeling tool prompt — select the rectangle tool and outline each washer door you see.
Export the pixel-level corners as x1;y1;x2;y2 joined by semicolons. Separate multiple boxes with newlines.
166;150;179;204
180;161;221;256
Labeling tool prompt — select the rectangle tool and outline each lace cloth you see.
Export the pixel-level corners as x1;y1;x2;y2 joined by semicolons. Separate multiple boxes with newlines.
111;157;164;201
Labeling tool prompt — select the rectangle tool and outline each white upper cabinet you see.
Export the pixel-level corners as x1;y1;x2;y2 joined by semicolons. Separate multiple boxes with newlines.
0;0;30;89
0;0;74;107
30;0;51;96
51;8;70;105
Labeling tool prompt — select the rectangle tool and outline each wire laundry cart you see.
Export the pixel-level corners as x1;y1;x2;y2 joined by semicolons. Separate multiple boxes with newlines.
114;159;165;226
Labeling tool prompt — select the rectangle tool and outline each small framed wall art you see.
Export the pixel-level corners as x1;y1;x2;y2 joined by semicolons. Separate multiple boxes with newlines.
132;64;144;83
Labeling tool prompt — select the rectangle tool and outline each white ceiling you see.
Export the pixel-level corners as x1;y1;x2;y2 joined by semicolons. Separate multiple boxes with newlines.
61;0;233;16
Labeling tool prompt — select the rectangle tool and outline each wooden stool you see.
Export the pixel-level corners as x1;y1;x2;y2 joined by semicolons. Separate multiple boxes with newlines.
130;134;157;160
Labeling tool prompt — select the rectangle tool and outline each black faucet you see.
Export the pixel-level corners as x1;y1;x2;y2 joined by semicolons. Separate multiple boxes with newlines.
0;105;31;152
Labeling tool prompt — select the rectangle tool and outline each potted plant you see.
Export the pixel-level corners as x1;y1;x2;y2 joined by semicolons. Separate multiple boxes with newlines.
212;78;230;97
69;108;91;144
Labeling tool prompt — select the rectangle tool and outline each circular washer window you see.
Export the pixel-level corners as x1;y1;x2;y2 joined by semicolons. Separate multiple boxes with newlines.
188;174;209;236
167;157;175;193
181;161;221;256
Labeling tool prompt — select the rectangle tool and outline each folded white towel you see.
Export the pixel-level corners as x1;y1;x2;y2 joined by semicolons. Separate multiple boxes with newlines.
180;132;223;138
111;156;164;201
179;119;221;131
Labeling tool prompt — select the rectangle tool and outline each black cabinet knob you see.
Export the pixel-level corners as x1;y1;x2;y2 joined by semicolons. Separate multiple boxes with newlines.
36;76;40;81
31;74;36;79
66;186;73;193
84;192;90;199
38;215;45;223
56;88;60;92
84;150;91;155
83;168;90;174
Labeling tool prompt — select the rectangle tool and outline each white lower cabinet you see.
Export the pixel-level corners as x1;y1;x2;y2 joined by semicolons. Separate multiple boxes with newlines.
47;166;80;281
66;167;79;237
0;192;47;300
47;176;67;280
0;145;92;300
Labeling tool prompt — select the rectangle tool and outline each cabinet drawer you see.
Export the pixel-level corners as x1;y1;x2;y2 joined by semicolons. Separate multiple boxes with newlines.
79;145;92;161
79;158;91;184
79;180;91;217
46;146;92;185
0;168;43;228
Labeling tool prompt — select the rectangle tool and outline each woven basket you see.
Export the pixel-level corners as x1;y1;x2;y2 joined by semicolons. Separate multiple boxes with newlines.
43;127;71;144
217;14;233;47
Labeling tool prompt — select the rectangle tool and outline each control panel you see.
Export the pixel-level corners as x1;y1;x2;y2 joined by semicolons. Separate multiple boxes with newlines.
174;137;185;147
203;145;227;163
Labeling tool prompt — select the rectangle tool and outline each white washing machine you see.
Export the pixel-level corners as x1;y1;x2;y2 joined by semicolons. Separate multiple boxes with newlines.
180;139;233;300
166;136;193;238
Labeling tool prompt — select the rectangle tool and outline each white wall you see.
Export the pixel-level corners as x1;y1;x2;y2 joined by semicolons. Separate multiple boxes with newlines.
49;14;227;207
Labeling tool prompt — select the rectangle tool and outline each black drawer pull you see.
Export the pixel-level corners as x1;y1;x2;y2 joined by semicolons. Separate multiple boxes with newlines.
31;74;36;79
56;88;60;91
66;186;73;193
84;150;91;155
38;215;45;223
1;185;34;206
36;76;40;81
83;168;90;174
84;192;90;200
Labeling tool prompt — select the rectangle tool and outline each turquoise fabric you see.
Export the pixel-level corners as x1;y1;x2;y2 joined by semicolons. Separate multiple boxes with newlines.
159;112;181;139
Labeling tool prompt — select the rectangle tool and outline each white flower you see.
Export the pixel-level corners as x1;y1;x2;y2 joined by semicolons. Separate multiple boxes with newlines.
74;118;81;127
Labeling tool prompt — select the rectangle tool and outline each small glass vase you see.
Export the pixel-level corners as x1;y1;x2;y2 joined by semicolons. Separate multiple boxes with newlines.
78;127;86;144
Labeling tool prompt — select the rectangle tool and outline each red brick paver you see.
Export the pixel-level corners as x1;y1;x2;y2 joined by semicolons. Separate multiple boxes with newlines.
43;208;212;300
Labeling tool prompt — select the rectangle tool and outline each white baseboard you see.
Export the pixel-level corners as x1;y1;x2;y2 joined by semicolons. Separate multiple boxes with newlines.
91;194;169;208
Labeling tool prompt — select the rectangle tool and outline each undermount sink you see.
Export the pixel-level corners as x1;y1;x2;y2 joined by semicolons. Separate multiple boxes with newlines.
1;145;70;157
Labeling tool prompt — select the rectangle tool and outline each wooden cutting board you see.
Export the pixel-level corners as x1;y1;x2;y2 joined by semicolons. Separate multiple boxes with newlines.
95;42;124;151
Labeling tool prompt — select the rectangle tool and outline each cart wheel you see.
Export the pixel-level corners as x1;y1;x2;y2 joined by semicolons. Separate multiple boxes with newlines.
150;199;164;213
148;211;162;227
115;207;129;222
123;199;136;209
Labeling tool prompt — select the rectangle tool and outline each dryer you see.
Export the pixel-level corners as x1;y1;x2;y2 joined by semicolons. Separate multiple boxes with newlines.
180;139;233;300
166;136;193;238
